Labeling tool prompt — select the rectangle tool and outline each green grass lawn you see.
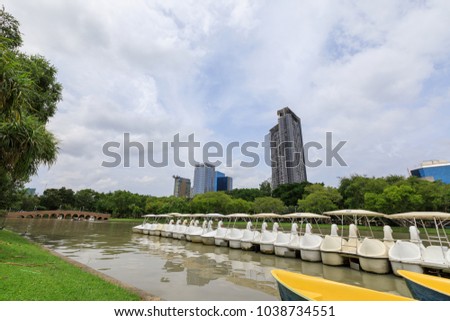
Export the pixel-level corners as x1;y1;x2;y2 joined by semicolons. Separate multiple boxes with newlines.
0;229;142;301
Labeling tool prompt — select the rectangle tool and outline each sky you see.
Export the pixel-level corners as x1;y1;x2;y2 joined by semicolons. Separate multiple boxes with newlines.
3;0;450;196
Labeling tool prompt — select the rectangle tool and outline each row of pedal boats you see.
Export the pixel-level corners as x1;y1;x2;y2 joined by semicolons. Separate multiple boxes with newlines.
132;210;450;276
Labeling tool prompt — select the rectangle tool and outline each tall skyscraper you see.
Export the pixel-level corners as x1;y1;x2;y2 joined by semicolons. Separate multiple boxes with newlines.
192;163;216;196
214;171;225;191
270;107;307;189
173;175;191;198
217;176;233;192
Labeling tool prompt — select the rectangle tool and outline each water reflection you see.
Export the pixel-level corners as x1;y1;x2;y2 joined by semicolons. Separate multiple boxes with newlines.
5;219;412;300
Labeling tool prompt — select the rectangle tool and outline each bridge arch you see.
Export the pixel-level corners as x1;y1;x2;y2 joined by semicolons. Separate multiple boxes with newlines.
6;210;111;221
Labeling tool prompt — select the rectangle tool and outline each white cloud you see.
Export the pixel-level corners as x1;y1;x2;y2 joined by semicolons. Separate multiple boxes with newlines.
2;0;449;195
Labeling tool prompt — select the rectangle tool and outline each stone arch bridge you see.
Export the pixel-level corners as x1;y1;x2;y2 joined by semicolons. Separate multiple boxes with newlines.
7;210;111;221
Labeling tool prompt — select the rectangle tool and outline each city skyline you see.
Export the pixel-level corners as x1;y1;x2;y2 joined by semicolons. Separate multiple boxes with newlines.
4;1;449;196
191;164;234;196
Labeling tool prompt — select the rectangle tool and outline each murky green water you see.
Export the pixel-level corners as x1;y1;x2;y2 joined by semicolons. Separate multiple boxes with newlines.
4;219;412;300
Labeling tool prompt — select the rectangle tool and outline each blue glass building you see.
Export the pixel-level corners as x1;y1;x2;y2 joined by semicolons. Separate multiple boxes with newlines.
214;171;225;191
217;176;233;192
213;171;233;192
410;160;450;184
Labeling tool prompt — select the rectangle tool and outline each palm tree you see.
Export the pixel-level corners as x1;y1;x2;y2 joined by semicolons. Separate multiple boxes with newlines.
0;7;62;204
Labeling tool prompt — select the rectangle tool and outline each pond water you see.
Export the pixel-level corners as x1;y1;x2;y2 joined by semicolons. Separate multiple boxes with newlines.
4;218;412;301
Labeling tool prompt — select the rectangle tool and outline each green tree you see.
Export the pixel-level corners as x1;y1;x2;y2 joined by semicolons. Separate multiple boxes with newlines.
92;190;148;217
297;184;342;213
365;184;423;214
95;192;115;214
191;192;232;213
338;175;387;209
39;188;63;210
0;8;62;208
363;192;385;213
8;187;39;211
74;189;99;212
253;196;285;213
145;196;190;214
144;196;161;214
39;187;75;210
225;198;253;214
434;184;450;212
108;190;147;218
385;175;406;185
259;180;272;197
227;188;265;202
0;7;22;49
272;182;311;207
405;176;444;211
0;168;21;209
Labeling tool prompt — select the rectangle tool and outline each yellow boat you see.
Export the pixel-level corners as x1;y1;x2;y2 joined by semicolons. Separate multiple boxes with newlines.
271;269;414;301
398;270;450;301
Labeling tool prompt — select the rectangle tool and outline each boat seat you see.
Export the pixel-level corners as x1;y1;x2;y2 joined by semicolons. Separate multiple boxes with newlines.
358;238;388;257
320;235;346;252
300;233;322;249
422;246;448;265
388;241;422;262
287;234;300;249
274;232;291;246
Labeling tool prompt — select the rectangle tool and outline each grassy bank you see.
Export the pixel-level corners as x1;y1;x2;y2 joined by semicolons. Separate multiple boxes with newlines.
109;218;143;223
0;229;142;300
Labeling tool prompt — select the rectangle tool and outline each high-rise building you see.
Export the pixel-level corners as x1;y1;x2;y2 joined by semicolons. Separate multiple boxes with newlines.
217;176;233;192
410;160;450;184
192;163;216;196
270;107;307;189
214;171;225;191
173;175;191;198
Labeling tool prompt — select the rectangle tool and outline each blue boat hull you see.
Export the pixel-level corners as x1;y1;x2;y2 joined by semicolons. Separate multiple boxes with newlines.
275;280;308;301
404;278;450;301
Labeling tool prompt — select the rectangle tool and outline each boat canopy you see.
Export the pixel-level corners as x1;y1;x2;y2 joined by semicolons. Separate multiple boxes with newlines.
189;213;206;218
166;212;182;217
282;213;330;219
324;209;385;217
155;214;172;218
142;214;157;218
252;213;282;219
388;212;450;221
227;213;251;218
205;213;225;218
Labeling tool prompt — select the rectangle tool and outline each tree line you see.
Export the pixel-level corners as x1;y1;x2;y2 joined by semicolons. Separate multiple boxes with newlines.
5;175;450;218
